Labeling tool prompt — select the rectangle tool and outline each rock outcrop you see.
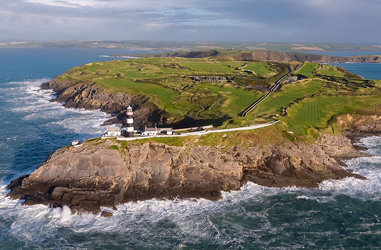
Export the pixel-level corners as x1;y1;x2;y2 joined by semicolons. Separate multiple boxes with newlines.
7;132;366;215
340;114;381;137
42;79;134;113
240;51;381;63
41;79;158;126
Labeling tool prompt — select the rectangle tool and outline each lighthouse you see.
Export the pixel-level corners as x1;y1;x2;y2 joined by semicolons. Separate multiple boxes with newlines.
126;106;134;137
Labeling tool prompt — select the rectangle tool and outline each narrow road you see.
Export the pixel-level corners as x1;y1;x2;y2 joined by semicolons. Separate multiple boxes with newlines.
114;120;280;142
241;66;291;117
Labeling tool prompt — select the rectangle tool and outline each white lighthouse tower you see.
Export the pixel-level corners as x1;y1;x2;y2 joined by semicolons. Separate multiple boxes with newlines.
126;106;134;137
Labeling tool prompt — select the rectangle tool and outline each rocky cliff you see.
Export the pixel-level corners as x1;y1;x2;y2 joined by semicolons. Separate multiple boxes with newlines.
42;79;158;126
337;114;381;144
42;79;134;113
7;127;372;215
143;50;381;63
240;51;381;63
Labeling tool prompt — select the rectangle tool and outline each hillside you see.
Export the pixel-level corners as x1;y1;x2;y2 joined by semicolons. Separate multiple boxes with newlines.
8;55;381;214
43;56;381;136
43;57;291;128
130;49;381;63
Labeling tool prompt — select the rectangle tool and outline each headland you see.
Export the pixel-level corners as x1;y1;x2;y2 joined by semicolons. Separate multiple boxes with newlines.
7;50;381;215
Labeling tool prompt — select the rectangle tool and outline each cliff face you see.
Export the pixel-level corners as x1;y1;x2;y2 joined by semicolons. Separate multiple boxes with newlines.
42;79;156;126
147;50;381;63
153;50;220;58
337;114;381;144
240;51;381;63
7;132;367;215
43;79;134;113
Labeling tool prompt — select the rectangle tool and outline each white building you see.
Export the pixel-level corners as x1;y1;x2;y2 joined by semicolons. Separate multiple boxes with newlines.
107;127;121;137
141;127;158;136
160;128;173;135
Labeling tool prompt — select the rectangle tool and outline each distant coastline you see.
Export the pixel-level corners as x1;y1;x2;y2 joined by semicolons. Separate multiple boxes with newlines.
118;50;381;64
1;40;381;54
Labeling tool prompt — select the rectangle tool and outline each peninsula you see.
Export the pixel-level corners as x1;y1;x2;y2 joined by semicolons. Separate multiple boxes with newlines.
123;49;381;64
7;51;381;215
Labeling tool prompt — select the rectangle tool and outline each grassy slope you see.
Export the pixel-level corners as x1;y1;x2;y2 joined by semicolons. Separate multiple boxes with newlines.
295;63;321;78
57;57;288;127
57;57;381;136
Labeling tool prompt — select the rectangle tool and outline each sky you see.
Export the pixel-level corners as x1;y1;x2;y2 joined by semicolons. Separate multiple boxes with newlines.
0;0;380;43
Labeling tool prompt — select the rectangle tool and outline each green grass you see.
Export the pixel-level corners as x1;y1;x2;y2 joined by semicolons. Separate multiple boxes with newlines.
179;61;243;74
121;136;186;147
245;62;277;77
58;57;274;127
96;79;178;110
319;64;345;77
296;63;320;78
282;95;381;135
251;80;323;119
85;138;100;143
197;83;262;115
57;56;381;133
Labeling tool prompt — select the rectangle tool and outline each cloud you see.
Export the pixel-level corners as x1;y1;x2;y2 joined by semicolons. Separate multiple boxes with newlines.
0;0;380;43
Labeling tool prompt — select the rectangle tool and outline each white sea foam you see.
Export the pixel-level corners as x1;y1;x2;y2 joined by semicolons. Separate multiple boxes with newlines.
99;55;139;59
320;157;381;198
358;136;381;156
296;195;319;201
319;136;381;199
0;186;98;242
0;182;279;241
4;79;109;135
0;185;19;209
0;171;376;247
0;173;369;243
47;115;108;134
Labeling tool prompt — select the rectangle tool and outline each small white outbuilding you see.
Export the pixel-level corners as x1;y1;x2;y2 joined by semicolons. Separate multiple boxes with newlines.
160;128;173;135
106;127;121;137
141;127;158;136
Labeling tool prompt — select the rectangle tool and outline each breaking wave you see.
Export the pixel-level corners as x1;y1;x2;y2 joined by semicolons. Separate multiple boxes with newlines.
319;136;381;200
3;79;109;135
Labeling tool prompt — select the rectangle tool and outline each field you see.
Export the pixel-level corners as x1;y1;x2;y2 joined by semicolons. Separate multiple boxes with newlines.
244;62;278;77
57;57;290;127
57;55;381;133
283;95;381;135
318;64;346;78
295;63;320;78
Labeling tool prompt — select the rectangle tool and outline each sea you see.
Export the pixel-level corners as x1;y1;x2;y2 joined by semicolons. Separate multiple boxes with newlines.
0;49;381;249
306;51;381;80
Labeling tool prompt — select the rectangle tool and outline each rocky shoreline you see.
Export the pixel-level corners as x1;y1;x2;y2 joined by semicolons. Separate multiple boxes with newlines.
7;78;381;216
7;114;381;216
41;79;158;127
5;72;380;216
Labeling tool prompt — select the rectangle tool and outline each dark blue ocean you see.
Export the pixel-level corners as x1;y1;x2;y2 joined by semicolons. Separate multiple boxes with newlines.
1;49;381;249
306;51;381;80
